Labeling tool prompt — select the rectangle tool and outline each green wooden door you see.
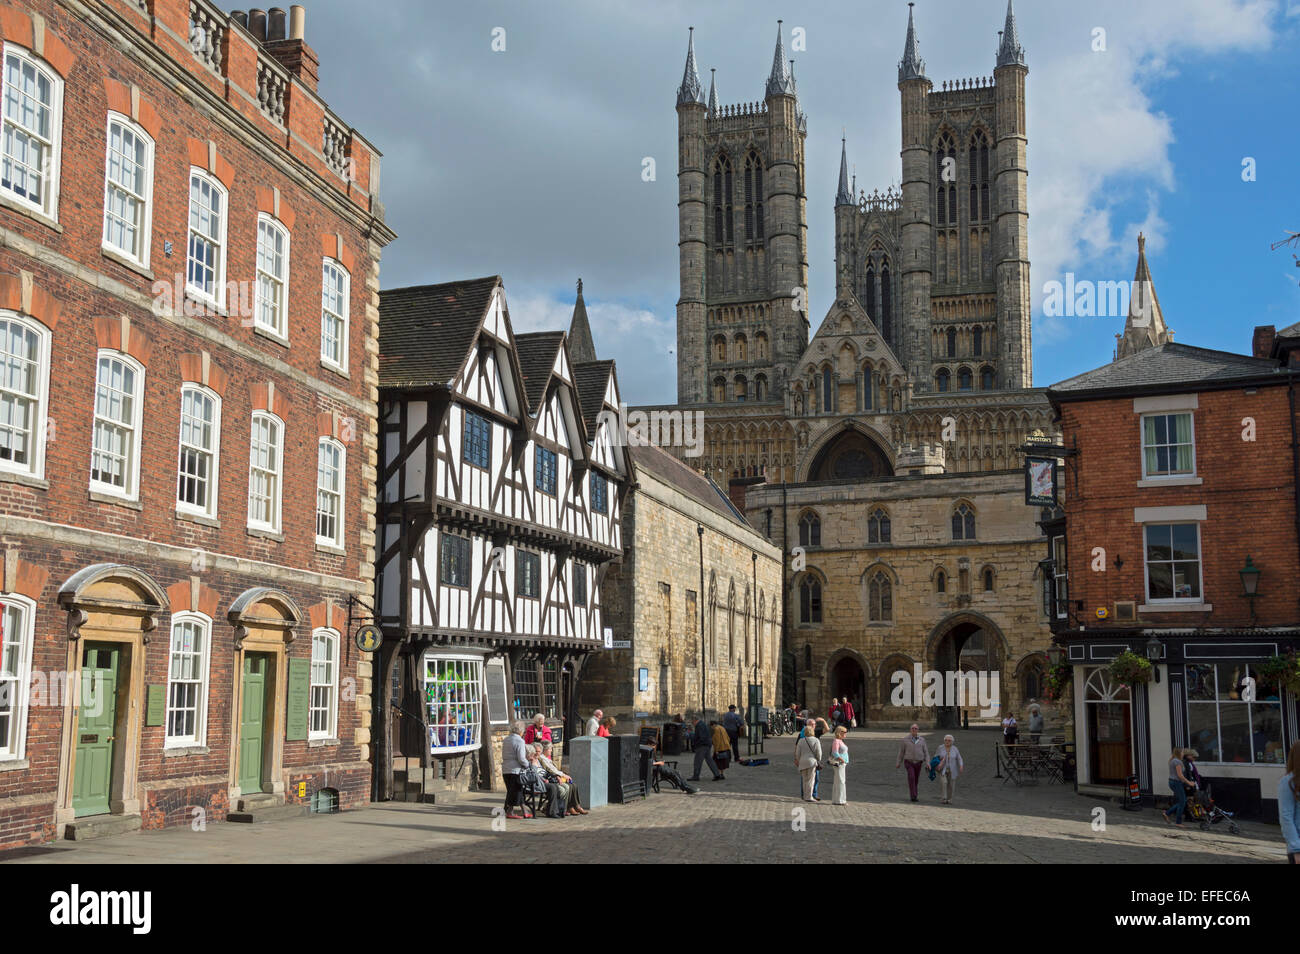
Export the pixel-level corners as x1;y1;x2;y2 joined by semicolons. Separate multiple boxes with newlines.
239;654;268;793
72;643;120;817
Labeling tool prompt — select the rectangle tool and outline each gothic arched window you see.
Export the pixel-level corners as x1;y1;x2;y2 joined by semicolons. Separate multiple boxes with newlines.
868;571;892;622
754;374;767;401
981;366;995;391
863;265;877;321
880;264;892;341
712;376;726;402
798;511;821;548
756;331;768;359
936;369;950;393
868;507;891;544
952;503;976;541
712;154;734;248
958;367;973;391
744;152;764;244
936;132;957;226
969;129;990;223
713;334;726;362
973;327;983;356
734;375;747;402
983;567;995;591
946;327;957;357
936;569;947;593
821;367;833;414
735;333;747;361
799;575;822;624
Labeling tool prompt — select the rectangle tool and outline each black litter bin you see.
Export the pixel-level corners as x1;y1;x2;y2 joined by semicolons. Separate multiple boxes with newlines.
662;721;684;756
638;744;657;795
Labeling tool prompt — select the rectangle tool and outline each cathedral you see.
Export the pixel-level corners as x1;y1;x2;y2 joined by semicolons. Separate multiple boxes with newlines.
645;2;1064;724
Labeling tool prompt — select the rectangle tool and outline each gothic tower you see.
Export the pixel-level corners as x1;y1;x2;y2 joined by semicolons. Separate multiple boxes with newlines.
835;1;1031;395
675;23;809;406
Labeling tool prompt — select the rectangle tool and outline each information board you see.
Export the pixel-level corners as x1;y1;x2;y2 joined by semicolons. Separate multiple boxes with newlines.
286;658;310;741
484;657;509;725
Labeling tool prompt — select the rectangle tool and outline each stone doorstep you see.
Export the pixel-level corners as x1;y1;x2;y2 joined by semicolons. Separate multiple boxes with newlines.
227;792;308;824
64;813;143;842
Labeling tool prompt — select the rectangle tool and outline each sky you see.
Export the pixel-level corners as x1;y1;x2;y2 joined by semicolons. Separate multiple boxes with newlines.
296;0;1300;405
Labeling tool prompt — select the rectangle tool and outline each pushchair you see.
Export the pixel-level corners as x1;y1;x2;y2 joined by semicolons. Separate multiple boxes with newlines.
1184;783;1240;834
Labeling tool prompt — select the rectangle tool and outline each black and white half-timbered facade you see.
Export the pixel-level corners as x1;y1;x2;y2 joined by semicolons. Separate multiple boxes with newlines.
375;276;628;798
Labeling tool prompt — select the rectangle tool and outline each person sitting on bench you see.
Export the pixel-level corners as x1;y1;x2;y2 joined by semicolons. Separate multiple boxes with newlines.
652;756;698;794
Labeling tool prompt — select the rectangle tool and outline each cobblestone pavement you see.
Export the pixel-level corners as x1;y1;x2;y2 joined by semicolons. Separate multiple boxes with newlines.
6;730;1289;864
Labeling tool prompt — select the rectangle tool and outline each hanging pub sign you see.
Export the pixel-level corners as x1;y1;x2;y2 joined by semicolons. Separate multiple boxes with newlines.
354;624;383;653
1024;456;1058;506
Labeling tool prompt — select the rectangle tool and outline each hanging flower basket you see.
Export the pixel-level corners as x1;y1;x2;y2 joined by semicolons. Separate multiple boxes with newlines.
1043;663;1072;702
1108;650;1152;686
1256;651;1300;696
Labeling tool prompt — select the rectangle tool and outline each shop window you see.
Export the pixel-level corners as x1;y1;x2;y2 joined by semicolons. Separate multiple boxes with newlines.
424;653;483;753
1185;662;1284;765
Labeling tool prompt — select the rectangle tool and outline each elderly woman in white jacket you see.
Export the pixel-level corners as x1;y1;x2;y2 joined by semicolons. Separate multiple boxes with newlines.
794;720;823;802
937;734;964;804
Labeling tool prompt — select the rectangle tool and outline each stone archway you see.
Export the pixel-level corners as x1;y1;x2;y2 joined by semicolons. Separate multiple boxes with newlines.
824;648;869;726
55;564;166;834
227;587;302;805
926;612;1009;729
799;421;895;482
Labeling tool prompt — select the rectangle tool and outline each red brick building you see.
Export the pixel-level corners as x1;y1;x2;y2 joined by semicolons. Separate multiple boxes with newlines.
0;0;394;846
1041;293;1300;819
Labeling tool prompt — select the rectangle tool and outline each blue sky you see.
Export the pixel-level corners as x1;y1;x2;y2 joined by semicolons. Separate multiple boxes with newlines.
302;0;1300;403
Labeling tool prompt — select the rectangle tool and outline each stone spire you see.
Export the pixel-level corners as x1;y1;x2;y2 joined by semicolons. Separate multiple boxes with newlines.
765;20;796;97
836;137;853;206
898;3;926;82
707;68;718;116
568;278;597;364
1116;233;1171;360
996;0;1026;68
677;27;705;106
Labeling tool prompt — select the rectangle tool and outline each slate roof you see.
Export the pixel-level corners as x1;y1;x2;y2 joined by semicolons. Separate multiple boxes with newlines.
629;443;749;529
573;360;615;433
1049;342;1283;398
514;331;565;416
378;276;501;389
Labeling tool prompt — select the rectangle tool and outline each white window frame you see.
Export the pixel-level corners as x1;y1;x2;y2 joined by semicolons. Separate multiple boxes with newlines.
309;628;339;740
315;437;345;548
1;45;63;220
422;651;484;754
164;611;212;748
101;112;154;267
0;311;50;481
247;410;283;533
254;213;290;340
176;383;221;519
89;350;145;500
1140;411;1196;479
1142;521;1205;605
186;168;227;309
1051;535;1069;620
320;258;350;372
0;593;36;761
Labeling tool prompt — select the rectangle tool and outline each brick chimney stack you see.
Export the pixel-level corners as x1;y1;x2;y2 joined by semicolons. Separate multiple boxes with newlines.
1252;325;1276;360
233;5;320;92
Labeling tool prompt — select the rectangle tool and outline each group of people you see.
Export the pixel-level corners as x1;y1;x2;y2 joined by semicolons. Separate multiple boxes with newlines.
828;696;856;729
500;720;589;820
583;708;616;737
1000;703;1045;747
688;706;746;781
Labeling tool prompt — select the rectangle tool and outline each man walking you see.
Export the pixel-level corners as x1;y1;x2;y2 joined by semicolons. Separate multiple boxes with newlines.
841;696;855;730
585;709;603;736
688;716;724;781
722;704;744;760
1027;703;1044;745
896;723;930;802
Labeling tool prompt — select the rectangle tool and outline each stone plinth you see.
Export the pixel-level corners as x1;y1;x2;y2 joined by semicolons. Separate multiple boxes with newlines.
569;736;608;809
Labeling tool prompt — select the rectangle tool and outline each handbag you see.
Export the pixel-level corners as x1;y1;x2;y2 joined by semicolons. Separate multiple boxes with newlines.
851;718;858;728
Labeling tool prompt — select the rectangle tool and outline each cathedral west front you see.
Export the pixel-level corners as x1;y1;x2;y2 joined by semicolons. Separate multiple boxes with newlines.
642;3;1062;725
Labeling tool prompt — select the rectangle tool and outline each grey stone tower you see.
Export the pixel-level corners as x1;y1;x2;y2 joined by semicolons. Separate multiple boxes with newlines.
898;2;934;387
993;0;1031;388
675;23;809;406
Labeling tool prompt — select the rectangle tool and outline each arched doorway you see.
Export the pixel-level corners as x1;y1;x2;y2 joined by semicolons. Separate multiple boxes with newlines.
927;614;1006;729
1084;667;1132;784
828;653;866;725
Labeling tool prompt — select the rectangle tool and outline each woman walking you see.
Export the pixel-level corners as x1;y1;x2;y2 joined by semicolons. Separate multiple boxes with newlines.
828;725;850;805
1279;740;1299;864
795;720;822;802
1162;747;1194;828
936;734;963;804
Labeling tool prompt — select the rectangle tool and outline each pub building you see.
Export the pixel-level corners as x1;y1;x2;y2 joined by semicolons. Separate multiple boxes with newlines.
373;277;628;802
1035;277;1300;821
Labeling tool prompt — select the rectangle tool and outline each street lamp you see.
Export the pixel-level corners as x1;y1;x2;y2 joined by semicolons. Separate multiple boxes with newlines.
1046;644;1065;667
1145;637;1163;684
1239;555;1261;624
